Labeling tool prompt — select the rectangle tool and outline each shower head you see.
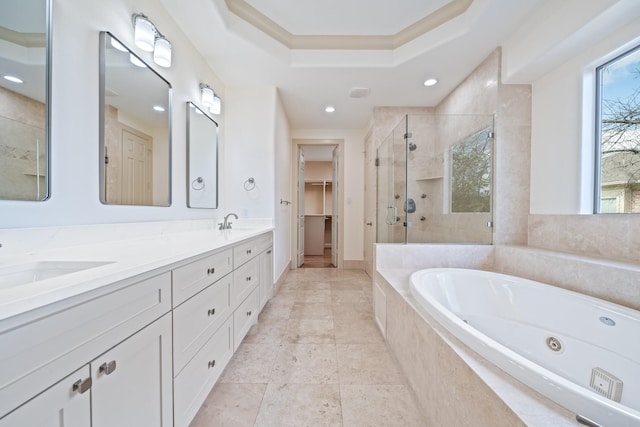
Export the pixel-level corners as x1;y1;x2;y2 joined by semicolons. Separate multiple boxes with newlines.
408;142;417;151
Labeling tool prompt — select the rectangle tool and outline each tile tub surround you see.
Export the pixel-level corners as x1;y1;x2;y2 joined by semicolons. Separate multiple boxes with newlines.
494;245;640;312
375;242;640;312
190;268;425;426
375;270;578;427
373;242;640;424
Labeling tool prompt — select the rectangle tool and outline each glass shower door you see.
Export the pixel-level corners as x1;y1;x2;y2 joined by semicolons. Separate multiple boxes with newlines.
376;116;407;243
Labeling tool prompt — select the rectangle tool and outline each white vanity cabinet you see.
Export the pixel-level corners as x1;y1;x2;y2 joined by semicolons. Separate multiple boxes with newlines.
0;366;91;427
259;247;273;311
0;229;275;427
172;231;273;427
0;272;173;426
90;313;173;427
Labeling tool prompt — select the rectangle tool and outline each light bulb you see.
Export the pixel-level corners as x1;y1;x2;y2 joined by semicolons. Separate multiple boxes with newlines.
210;94;221;115
201;85;214;108
133;14;155;52
153;36;172;68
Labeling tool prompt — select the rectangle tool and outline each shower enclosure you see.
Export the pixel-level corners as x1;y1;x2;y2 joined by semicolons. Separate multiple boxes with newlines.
376;114;494;244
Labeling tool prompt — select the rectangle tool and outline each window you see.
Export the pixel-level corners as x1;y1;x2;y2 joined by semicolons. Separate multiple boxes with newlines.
595;44;640;213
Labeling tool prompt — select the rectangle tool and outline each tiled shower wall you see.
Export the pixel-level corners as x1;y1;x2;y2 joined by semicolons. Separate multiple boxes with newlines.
366;48;532;247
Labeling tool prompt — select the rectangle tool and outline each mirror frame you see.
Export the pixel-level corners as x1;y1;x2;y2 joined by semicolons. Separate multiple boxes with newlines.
186;101;219;209
0;0;52;201
98;31;173;207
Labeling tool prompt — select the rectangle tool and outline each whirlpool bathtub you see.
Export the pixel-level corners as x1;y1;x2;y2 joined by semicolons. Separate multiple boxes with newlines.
409;268;640;427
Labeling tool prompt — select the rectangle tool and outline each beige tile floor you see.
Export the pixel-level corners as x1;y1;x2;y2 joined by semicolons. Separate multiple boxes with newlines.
190;268;425;427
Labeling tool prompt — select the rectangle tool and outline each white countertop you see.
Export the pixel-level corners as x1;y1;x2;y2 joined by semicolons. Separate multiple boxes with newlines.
0;224;273;323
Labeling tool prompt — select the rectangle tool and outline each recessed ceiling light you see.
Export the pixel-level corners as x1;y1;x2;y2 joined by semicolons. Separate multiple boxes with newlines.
423;78;438;87
3;75;24;84
153;105;165;112
325;106;336;113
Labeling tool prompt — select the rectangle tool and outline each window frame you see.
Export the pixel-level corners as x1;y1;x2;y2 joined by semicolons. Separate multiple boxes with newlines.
594;43;640;214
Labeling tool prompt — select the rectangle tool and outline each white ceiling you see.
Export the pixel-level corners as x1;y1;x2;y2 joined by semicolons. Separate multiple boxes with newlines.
160;0;640;130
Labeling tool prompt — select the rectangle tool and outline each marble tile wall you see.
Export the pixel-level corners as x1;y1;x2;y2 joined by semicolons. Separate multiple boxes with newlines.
367;48;532;247
374;243;494;271
378;275;527;426
494;245;640;311
529;214;640;265
0;87;46;201
436;48;532;246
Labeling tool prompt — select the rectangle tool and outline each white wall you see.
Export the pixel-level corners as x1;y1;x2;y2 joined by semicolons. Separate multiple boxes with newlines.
291;129;365;263
0;0;226;228
223;86;275;219
224;85;292;281
528;15;640;214
273;92;292;281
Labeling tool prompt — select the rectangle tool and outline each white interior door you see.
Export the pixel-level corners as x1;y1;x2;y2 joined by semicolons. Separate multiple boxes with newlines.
121;129;152;205
331;147;339;267
297;148;305;267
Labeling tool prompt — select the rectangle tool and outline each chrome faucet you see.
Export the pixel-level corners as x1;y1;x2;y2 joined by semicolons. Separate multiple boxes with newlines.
219;213;239;230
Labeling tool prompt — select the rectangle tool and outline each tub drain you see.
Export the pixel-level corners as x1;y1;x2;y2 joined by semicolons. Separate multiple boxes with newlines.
546;336;563;352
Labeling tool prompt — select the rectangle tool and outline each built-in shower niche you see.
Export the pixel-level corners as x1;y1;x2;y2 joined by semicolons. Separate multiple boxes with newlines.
377;114;494;244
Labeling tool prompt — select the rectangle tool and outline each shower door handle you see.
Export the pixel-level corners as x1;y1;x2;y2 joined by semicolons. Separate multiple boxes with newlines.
385;206;397;225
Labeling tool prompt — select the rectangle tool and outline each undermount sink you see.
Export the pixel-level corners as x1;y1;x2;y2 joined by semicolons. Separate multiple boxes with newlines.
0;261;114;289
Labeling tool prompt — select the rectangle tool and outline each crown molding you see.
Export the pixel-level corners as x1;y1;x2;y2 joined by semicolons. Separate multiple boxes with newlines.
224;0;473;50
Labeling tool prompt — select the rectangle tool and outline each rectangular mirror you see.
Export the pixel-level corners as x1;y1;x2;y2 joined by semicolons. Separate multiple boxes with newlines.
187;102;218;208
99;32;171;206
0;0;50;201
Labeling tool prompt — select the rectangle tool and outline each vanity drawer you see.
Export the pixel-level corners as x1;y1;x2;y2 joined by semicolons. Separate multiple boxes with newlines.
233;288;259;351
173;275;232;375
233;233;271;268
172;249;232;307
173;315;233;427
232;257;259;307
0;272;171;418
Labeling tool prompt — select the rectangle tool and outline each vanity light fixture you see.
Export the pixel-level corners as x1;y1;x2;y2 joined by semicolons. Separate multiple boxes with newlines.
210;93;222;115
200;83;222;114
132;13;172;67
200;84;214;108
153;36;172;68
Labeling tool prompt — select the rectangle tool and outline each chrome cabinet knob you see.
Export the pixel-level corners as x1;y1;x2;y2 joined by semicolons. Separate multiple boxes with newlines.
99;360;117;375
73;378;92;394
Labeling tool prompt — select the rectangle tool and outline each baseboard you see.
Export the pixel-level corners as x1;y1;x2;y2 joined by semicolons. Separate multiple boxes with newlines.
274;265;289;294
343;260;364;270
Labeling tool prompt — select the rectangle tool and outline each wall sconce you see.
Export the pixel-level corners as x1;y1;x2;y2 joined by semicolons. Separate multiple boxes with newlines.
132;13;172;68
200;83;222;115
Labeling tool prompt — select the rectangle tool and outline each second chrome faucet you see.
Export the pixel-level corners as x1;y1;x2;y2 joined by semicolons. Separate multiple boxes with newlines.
219;212;239;230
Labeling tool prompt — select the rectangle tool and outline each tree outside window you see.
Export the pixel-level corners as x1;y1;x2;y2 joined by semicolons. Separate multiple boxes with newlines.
596;44;640;213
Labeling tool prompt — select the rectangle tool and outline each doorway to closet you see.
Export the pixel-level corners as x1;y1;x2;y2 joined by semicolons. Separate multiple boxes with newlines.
295;142;340;269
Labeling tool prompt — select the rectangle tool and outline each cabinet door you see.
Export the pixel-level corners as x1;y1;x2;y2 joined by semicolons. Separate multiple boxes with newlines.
91;313;173;427
0;366;91;427
233;289;259;351
259;248;273;311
